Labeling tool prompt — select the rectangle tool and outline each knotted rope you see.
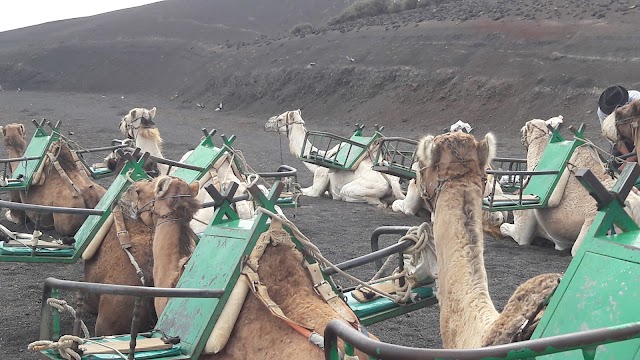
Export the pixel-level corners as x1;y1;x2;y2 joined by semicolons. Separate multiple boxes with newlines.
46;298;90;338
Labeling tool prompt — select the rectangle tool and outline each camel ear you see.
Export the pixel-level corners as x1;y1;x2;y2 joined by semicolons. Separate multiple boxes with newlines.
188;181;200;198
416;135;436;168
149;107;157;119
130;109;137;119
477;133;497;169
19;124;26;138
0;126;4;137
155;176;173;198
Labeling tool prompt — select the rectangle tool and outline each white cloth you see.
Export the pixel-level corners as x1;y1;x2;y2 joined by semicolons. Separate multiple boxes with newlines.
449;120;472;133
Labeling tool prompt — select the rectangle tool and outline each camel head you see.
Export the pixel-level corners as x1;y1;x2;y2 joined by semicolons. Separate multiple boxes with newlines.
614;99;640;145
1;123;27;153
416;132;496;211
119;107;161;143
520;116;563;151
264;109;304;135
119;175;200;227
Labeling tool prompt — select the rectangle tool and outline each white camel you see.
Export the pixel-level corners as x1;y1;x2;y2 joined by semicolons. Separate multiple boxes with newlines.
500;117;640;255
264;110;405;207
114;107;253;233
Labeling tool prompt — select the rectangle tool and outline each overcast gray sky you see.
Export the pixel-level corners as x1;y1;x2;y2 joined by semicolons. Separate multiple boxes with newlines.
0;0;165;32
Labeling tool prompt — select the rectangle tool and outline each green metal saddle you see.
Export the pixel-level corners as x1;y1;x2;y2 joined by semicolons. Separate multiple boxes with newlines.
300;124;384;171
483;125;585;212
0;152;150;263
371;137;418;180
0;120;61;191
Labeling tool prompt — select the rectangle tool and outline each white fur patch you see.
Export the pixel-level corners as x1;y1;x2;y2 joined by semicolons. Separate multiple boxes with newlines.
417;135;436;168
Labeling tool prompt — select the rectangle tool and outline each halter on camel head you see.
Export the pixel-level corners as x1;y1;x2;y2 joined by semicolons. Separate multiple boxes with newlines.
417;132;495;213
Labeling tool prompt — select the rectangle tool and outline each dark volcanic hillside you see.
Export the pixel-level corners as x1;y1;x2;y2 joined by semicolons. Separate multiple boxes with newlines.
1;0;640;133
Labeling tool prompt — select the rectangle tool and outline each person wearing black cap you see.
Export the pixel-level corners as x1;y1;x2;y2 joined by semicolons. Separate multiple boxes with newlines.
597;85;640;166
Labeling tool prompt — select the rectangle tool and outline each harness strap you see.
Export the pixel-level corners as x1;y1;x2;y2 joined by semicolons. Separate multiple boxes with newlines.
112;204;146;286
112;205;133;249
305;261;358;324
47;153;81;197
243;267;324;349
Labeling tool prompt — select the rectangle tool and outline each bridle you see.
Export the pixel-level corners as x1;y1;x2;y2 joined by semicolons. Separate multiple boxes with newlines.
120;115;156;141
418;141;485;213
276;113;305;137
120;186;193;227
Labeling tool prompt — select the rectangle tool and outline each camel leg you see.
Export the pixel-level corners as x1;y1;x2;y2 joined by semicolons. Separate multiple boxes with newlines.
570;220;593;256
52;213;86;237
301;167;330;197
5;191;26;224
339;178;388;207
500;210;537;245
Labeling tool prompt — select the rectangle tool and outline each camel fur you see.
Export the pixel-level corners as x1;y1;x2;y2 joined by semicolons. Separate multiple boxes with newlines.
416;131;561;348
123;177;373;359
265;110;405;207
2;124;106;236
500;118;640;255
614;99;640;158
84;175;200;336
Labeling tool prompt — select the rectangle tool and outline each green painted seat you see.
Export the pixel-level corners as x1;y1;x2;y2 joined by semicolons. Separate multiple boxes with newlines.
1;120;60;191
300;125;384;171
345;286;436;326
530;164;640;359
371;137;418;180
170;130;231;185
0;154;150;263
483;126;584;212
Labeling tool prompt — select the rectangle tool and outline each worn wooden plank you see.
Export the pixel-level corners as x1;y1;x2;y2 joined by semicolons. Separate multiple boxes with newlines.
80;337;172;355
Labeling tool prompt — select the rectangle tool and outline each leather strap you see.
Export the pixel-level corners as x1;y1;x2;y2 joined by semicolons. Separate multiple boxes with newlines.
305;261;358;324
47;153;81;197
112;204;132;249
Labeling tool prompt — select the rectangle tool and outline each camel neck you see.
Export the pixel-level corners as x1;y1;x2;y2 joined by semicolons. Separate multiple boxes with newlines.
5;140;26;173
135;135;169;175
151;221;192;315
287;122;308;157
434;181;499;348
527;135;549;170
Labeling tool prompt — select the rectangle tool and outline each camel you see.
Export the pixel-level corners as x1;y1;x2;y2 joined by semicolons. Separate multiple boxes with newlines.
612;99;640;161
264;110;405;207
500;118;640;255
391;161;508;235
112;106;253;232
121;176;373;359
415;131;561;348
1;123;106;236
84;175;200;336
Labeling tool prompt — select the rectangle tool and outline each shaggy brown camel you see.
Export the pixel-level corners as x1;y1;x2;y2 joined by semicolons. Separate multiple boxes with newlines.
1;124;27;223
614;99;640;161
416;131;562;348
1;124;106;235
123;177;373;359
85;175;200;336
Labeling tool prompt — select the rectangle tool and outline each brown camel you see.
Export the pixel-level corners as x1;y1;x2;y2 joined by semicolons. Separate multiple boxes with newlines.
1;124;27;224
123;177;373;359
416;131;561;348
1;124;106;235
84;175;200;336
614;99;640;159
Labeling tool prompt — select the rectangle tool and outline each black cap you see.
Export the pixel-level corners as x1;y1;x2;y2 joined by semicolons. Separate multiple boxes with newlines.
599;85;629;115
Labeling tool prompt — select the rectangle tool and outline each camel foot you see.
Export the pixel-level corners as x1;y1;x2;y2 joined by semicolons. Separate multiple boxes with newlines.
5;210;21;224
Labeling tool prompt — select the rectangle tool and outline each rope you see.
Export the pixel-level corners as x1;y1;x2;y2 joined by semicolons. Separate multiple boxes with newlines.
257;207;417;303
28;298;130;359
46;298;90;338
28;335;83;360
